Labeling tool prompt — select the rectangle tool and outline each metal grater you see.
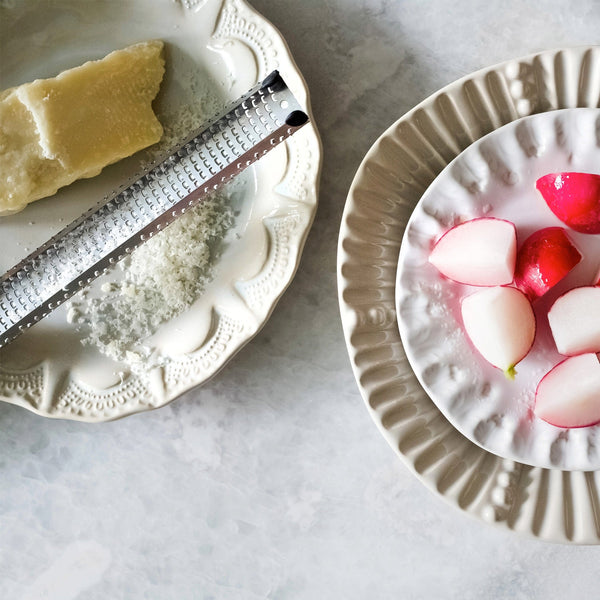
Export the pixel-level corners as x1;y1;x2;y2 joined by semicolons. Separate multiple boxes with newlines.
0;71;309;348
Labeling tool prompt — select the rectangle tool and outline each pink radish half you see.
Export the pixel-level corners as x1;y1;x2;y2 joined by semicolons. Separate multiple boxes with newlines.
548;286;600;355
535;353;600;428
536;172;600;234
461;286;536;379
429;218;517;286
514;227;581;301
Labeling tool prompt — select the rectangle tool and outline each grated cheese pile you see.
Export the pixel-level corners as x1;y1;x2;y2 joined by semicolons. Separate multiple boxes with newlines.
68;190;234;366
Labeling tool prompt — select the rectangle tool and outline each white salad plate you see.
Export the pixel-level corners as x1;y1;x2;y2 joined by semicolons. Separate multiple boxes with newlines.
397;107;600;472
0;0;321;421
338;46;600;543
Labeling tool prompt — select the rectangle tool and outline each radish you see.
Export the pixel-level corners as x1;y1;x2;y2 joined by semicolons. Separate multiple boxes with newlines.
548;286;600;355
461;286;536;379
429;218;517;286
535;353;600;428
536;172;600;234
513;227;581;301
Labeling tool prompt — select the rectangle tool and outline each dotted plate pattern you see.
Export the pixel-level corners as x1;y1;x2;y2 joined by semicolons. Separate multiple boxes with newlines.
338;46;600;543
0;0;321;421
52;376;155;421
163;311;249;396
0;364;45;411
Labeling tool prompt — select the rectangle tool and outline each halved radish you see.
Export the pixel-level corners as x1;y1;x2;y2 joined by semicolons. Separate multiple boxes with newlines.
548;286;600;355
536;172;600;234
429;218;517;286
514;227;581;301
461;286;536;379
535;353;600;428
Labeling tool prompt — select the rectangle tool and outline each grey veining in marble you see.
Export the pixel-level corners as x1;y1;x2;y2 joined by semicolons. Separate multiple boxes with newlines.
2;1;600;598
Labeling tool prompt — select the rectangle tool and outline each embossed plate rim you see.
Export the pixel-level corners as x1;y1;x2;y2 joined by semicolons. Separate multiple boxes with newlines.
0;0;322;421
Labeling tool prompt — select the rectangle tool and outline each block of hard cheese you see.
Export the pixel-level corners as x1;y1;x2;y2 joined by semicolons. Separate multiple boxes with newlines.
0;40;165;215
0;88;73;211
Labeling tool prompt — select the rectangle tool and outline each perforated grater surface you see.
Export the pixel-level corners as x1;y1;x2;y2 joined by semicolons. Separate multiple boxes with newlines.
0;71;309;348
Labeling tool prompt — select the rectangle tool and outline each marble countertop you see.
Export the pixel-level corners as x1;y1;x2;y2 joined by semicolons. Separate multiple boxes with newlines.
2;1;600;598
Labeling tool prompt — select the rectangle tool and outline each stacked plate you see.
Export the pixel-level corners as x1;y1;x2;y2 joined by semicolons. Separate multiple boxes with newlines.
338;46;600;543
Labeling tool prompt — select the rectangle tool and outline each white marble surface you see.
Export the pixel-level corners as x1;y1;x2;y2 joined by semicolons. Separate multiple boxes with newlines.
2;1;600;598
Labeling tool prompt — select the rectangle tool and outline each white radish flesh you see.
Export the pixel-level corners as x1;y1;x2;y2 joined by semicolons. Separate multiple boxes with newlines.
429;218;517;286
548;286;600;356
461;286;536;378
535;354;600;428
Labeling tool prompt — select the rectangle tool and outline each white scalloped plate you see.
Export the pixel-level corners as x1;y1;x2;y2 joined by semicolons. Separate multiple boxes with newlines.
396;108;600;472
338;46;600;543
0;0;321;421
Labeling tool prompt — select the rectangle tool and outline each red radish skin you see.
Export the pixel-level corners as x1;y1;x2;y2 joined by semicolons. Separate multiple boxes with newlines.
514;227;581;301
429;217;517;286
535;353;600;428
536;172;600;234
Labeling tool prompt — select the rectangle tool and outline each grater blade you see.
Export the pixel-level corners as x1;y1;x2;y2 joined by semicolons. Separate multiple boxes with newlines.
0;71;309;349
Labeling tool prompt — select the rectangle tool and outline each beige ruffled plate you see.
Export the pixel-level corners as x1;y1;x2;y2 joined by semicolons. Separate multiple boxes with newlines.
338;47;600;543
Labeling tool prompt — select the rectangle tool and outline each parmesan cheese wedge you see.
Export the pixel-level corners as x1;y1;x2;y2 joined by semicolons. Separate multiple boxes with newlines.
0;40;165;215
